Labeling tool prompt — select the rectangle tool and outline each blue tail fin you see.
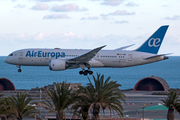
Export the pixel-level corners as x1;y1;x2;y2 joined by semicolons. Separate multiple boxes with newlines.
136;25;169;54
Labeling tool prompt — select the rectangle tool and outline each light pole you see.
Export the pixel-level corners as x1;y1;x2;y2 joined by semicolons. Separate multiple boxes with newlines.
142;107;145;120
136;110;138;118
40;89;42;120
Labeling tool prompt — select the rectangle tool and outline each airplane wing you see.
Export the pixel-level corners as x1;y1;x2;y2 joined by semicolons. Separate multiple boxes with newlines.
114;44;135;50
67;45;106;64
143;53;172;60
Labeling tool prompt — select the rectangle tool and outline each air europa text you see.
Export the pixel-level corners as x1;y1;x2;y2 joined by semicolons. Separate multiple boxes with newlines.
26;51;65;59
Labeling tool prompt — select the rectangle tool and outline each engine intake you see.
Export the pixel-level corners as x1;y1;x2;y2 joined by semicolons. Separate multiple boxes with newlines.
49;59;67;71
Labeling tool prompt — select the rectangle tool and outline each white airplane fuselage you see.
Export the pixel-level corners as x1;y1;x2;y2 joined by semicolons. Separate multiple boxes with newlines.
4;25;169;75
5;48;167;69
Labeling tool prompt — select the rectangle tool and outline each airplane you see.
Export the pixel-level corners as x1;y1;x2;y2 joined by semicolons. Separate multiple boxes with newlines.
5;25;169;76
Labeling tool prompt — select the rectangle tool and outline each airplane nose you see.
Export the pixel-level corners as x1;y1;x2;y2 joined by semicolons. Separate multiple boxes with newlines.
4;56;17;65
4;57;9;63
4;57;12;64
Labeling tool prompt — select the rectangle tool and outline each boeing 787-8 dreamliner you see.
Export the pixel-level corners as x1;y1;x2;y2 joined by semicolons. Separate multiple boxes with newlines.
5;25;169;75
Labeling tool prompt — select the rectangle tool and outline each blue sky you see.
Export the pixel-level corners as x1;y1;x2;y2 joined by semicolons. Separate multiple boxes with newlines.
0;0;180;56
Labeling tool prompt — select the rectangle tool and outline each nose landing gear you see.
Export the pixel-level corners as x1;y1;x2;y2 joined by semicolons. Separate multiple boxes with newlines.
16;65;22;72
18;69;22;72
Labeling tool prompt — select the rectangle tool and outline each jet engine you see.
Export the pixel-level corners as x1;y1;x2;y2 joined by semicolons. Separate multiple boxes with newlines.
49;59;67;71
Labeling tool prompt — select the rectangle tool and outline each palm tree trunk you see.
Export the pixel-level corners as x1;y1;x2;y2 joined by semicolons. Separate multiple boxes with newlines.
14;112;22;120
56;115;59;120
92;104;100;120
167;108;174;120
57;111;64;120
17;116;22;120
82;107;88;120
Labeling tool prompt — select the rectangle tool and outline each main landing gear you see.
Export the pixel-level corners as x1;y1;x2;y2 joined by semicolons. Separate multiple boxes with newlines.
79;69;93;76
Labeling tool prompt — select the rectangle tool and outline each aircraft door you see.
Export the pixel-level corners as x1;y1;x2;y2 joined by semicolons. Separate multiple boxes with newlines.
128;54;133;61
18;52;23;59
119;54;126;67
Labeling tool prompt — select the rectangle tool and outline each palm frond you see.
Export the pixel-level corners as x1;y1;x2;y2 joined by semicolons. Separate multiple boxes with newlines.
72;73;126;119
42;81;77;119
2;92;38;120
161;90;180;119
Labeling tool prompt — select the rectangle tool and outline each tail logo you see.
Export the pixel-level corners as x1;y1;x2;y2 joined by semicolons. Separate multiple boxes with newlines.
148;38;161;47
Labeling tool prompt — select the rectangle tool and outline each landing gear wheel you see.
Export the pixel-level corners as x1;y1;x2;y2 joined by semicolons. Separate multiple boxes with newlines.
83;70;89;76
79;68;93;76
84;72;88;76
89;71;93;75
18;69;22;72
16;65;22;73
79;71;84;75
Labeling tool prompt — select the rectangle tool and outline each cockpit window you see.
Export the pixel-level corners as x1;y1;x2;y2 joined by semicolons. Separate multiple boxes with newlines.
9;53;13;56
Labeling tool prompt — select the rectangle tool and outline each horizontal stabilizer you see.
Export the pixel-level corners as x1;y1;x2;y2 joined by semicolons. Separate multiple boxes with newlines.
114;44;135;50
144;53;172;60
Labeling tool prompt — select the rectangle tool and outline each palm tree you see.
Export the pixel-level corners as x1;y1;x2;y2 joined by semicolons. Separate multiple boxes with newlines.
0;94;3;98
41;81;76;120
5;92;38;120
0;94;7;120
0;94;15;120
72;73;126;120
161;90;180;120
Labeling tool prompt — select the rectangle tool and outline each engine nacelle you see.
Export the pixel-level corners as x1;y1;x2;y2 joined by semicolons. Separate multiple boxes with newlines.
49;59;67;71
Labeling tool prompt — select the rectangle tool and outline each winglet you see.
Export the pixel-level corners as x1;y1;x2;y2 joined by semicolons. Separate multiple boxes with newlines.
136;25;169;54
95;45;106;50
